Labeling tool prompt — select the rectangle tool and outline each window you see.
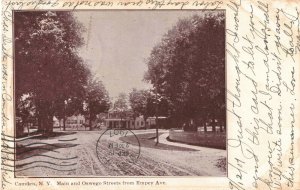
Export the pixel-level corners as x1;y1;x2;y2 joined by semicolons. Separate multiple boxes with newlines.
137;121;139;126
141;121;144;125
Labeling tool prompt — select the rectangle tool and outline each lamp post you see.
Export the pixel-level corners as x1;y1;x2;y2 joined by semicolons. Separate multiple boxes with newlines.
154;71;160;145
155;89;159;145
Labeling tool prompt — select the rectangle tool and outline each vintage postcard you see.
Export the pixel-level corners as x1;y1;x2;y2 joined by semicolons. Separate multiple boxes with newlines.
1;0;299;190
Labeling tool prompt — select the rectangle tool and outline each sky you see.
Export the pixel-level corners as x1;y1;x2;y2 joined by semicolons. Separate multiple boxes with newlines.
74;11;201;101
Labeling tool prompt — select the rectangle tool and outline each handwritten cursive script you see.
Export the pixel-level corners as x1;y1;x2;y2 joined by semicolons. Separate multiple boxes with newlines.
227;1;298;190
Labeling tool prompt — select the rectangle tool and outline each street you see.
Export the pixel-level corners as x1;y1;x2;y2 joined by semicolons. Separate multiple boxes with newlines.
16;129;226;176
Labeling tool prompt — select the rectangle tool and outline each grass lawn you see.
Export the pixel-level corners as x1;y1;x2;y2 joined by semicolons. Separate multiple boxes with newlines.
169;130;226;150
119;133;196;151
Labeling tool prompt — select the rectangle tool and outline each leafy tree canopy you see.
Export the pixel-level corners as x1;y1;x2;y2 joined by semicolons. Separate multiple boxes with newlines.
14;11;98;133
144;11;225;125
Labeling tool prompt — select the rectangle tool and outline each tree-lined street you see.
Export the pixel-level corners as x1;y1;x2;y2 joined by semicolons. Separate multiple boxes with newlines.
16;11;225;135
15;10;226;177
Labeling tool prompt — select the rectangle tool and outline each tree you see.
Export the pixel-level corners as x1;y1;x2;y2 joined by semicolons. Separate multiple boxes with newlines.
84;75;110;130
16;94;36;137
129;89;170;119
113;93;129;128
15;11;89;134
54;96;86;131
113;93;128;110
129;89;149;128
129;88;170;130
144;11;225;132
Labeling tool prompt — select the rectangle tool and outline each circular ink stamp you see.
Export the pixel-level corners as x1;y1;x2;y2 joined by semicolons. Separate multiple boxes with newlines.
96;129;141;166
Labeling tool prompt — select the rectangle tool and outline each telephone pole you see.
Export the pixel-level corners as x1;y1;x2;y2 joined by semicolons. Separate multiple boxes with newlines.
155;73;159;145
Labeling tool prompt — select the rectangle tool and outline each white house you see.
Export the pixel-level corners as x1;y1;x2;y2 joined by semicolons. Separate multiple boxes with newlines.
65;114;85;128
146;117;167;129
104;109;148;129
53;114;86;129
134;116;146;129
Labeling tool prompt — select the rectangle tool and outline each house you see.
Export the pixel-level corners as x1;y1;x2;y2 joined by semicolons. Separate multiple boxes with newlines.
65;114;85;128
134;116;146;129
104;109;134;129
104;109;146;129
146;116;167;129
53;114;86;129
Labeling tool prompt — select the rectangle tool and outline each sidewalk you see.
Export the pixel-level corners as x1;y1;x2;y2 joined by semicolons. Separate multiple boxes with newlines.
157;133;226;154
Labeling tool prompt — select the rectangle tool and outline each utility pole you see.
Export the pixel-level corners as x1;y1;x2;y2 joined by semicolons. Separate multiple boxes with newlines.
155;74;159;145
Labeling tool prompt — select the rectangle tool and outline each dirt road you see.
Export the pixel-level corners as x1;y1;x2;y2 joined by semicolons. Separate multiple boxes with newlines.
15;129;226;176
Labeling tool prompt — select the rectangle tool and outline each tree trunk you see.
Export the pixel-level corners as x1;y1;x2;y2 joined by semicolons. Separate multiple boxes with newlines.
155;115;159;144
36;100;44;133
58;119;61;131
36;100;54;134
16;122;25;138
204;119;207;133
191;118;197;132
44;115;54;134
27;123;30;136
63;117;66;131
39;115;46;134
37;115;43;132
133;115;137;129
212;116;216;133
89;111;92;131
144;117;147;129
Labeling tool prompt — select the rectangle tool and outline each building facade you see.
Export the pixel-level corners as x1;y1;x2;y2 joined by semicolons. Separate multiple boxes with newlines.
104;109;146;129
53;114;86;129
65;114;85;128
146;116;168;128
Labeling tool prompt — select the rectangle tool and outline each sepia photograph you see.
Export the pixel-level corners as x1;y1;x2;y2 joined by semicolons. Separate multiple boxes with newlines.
14;10;226;177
